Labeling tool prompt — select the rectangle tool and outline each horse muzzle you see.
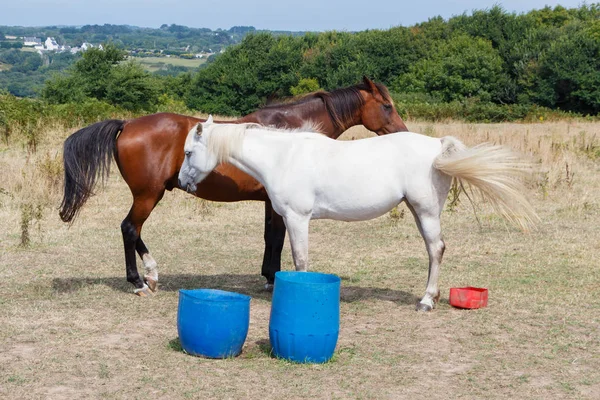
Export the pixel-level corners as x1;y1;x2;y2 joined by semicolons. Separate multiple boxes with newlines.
178;178;197;193
185;182;197;193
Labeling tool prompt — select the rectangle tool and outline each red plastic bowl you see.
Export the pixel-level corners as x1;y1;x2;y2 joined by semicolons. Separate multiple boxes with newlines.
449;287;488;309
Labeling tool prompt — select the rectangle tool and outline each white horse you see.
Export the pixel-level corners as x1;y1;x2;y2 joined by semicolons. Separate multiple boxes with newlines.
178;116;538;311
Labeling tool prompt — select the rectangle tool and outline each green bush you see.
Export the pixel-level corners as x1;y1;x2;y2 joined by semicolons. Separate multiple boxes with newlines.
0;93;135;149
392;34;508;103
391;93;579;122
46;99;125;127
42;44;162;112
290;78;321;96
0;93;42;147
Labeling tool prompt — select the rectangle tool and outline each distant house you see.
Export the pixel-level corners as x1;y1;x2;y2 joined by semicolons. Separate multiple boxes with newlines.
44;37;59;51
23;37;42;46
80;42;93;51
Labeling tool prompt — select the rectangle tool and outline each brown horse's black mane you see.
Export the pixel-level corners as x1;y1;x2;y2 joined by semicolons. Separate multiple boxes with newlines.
262;81;392;131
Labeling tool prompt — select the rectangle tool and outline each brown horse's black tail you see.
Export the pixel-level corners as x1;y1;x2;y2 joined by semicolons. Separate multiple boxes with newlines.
59;119;125;223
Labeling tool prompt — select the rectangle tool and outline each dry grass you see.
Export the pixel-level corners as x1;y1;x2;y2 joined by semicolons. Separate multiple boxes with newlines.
1;121;599;399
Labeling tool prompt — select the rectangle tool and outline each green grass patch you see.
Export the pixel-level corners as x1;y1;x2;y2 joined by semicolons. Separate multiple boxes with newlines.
133;56;206;72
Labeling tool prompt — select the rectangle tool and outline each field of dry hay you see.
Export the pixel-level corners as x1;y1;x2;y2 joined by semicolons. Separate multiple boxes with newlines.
0;119;599;399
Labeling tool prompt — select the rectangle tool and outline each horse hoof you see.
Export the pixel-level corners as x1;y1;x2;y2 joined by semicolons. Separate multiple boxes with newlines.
135;287;154;297
264;283;274;291
416;303;433;312
145;278;158;292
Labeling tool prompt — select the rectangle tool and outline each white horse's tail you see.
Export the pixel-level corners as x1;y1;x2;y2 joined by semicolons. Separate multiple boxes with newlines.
433;136;539;232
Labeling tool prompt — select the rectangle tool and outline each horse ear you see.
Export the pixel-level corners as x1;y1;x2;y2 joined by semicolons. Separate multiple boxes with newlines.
207;115;214;124
363;76;378;94
363;75;385;101
195;123;203;136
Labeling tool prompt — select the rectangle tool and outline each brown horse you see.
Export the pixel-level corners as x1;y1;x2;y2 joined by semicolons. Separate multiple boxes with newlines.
59;77;408;295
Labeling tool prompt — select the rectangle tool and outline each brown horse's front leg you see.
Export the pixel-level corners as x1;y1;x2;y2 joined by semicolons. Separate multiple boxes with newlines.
261;201;286;289
261;201;274;286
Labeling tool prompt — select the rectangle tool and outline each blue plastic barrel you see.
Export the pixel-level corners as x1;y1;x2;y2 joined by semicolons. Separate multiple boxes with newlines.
269;271;341;363
177;289;251;358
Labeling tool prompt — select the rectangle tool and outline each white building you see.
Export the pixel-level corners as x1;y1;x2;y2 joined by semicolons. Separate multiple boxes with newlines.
23;37;42;46
44;37;59;51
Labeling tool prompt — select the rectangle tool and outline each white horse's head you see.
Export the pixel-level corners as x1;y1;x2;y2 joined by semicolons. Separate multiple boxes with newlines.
178;115;217;193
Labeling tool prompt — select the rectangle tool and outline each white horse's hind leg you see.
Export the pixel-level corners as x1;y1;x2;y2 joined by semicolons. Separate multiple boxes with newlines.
283;214;310;272
406;201;445;312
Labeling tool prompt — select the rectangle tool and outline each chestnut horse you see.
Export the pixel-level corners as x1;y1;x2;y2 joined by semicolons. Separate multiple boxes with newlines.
59;77;408;296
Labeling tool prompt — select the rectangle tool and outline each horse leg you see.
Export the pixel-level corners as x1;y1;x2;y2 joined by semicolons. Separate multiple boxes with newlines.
136;239;158;292
122;192;164;296
283;214;310;272
261;201;286;289
405;201;445;312
261;201;274;288
269;211;286;276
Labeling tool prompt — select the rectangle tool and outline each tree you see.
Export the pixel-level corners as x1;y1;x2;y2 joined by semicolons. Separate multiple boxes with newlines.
532;26;600;113
42;43;161;111
393;34;508;103
41;73;87;104
105;61;160;111
0;49;42;72
72;43;127;100
186;33;304;115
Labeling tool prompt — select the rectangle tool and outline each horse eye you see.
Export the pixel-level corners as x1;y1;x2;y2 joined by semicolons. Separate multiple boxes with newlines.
185;151;191;157
383;104;393;111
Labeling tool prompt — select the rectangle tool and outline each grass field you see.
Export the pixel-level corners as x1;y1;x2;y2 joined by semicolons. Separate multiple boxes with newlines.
133;56;206;72
0;119;599;399
19;46;38;53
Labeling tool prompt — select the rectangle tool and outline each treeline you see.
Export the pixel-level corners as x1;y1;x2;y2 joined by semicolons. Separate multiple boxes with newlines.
0;23;236;52
0;23;295;98
0;50;76;97
0;24;298;53
186;4;600;117
4;4;600;125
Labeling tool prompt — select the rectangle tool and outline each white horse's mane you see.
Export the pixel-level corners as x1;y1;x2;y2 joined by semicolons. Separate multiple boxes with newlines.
203;121;326;164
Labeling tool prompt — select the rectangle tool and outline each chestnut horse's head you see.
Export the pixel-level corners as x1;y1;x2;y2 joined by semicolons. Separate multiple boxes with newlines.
359;76;408;135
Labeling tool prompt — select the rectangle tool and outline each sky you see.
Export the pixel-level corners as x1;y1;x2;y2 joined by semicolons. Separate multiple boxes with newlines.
0;1;591;32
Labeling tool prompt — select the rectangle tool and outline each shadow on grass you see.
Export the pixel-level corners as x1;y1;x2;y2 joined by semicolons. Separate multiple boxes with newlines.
51;273;272;300
243;339;354;365
167;337;274;360
254;339;273;357
51;273;417;305
167;337;183;353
